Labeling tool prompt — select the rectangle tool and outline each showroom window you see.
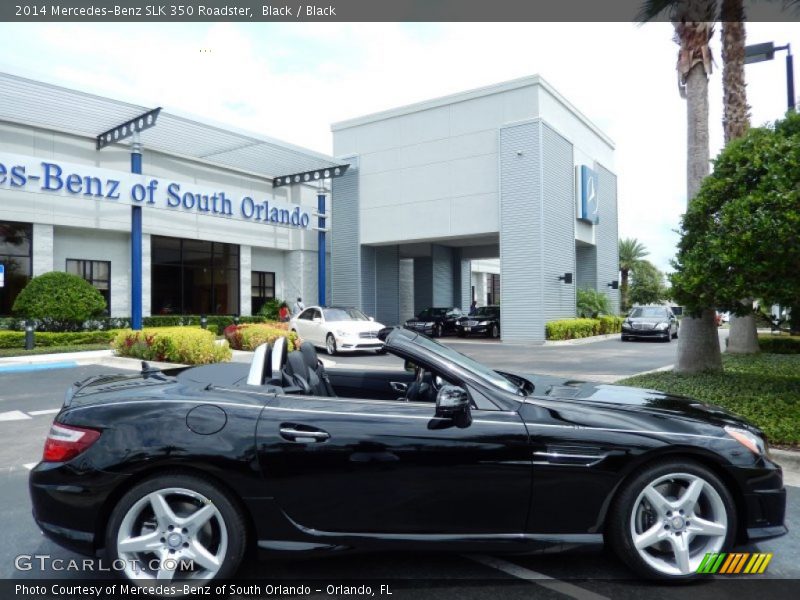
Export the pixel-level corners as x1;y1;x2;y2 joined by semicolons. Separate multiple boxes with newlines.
251;271;275;315
66;259;111;313
0;221;33;316
487;273;500;305
151;236;240;315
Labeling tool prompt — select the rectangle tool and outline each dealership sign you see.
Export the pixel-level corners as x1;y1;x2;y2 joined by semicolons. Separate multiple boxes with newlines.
577;164;599;225
0;153;311;229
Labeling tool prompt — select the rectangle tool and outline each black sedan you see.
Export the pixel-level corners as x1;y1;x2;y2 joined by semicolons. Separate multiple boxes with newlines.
622;306;679;342
455;305;500;338
30;328;785;585
404;307;464;337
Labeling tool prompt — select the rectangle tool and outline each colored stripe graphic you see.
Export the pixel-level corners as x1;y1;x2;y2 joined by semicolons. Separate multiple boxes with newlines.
698;552;773;574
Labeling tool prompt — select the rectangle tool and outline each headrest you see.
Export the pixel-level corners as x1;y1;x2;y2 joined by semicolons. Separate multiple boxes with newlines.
246;342;271;386
300;342;319;370
271;337;288;381
285;351;309;379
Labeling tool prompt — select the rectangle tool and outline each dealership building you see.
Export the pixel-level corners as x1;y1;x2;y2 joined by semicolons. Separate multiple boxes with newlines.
0;72;618;343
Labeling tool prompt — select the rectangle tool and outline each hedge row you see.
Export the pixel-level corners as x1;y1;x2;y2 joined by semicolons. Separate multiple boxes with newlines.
224;323;300;352
0;315;269;334
546;316;624;341
759;335;800;354
0;330;117;349
111;327;231;364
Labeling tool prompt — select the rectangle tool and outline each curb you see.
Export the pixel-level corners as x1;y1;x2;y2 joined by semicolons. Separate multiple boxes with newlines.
772;448;800;473
544;333;620;346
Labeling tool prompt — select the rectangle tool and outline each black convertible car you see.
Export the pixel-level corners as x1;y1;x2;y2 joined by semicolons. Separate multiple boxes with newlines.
30;328;786;585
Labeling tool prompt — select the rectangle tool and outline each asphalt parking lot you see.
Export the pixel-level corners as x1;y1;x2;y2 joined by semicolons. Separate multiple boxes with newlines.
1;350;797;599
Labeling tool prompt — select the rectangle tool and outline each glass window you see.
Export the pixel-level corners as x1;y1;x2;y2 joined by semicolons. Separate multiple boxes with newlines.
322;308;369;322
151;235;240;315
251;271;275;315
0;221;33;316
629;307;669;318
66;259;111;313
298;308;314;320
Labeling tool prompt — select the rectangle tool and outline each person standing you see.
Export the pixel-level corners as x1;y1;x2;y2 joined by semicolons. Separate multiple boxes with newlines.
293;297;305;315
469;300;477;315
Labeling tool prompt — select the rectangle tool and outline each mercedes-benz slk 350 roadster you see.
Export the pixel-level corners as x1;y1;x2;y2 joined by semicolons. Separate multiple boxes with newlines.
29;328;786;583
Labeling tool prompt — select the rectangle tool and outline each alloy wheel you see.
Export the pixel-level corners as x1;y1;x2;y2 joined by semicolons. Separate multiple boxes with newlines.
116;487;228;581
629;472;728;576
326;334;337;355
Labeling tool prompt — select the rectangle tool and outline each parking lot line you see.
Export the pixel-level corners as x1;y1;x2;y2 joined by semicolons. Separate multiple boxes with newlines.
0;410;32;421
469;554;610;600
27;408;60;416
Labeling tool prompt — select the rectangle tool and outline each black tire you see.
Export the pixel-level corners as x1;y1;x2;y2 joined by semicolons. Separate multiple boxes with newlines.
105;472;247;583
490;323;500;338
673;329;679;339
664;333;672;343
607;459;736;580
457;331;466;338
326;334;337;356
434;324;442;338
376;346;387;354
621;336;629;342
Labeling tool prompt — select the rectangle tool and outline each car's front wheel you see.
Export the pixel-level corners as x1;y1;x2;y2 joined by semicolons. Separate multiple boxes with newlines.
608;459;735;580
105;472;246;584
326;334;338;355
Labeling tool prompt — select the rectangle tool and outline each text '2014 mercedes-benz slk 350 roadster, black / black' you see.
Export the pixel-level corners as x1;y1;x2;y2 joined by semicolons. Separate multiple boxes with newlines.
29;328;786;584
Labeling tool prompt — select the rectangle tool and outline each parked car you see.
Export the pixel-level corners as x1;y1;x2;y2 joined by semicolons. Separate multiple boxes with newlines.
404;307;464;337
621;306;679;342
29;328;786;584
455;305;500;338
290;305;384;355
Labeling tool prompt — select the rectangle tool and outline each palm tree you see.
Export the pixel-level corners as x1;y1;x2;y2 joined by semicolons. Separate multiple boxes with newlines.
640;0;723;373
618;238;649;312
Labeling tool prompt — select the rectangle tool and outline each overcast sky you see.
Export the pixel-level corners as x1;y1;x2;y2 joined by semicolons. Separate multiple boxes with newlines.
0;21;796;272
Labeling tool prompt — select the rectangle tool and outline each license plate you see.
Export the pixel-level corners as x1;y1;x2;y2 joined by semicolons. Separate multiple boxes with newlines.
464;326;471;332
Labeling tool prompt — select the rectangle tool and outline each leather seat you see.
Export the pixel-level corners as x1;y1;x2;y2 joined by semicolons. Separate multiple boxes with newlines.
299;343;336;397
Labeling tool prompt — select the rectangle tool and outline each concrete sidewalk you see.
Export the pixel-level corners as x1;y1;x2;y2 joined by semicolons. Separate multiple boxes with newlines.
0;349;181;372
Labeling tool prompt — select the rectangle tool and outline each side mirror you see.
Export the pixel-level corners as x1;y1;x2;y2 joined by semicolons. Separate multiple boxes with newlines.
312;317;322;323
435;385;470;419
404;359;417;373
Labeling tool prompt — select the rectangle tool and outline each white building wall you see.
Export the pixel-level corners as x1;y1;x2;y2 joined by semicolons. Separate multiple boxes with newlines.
32;223;53;275
240;245;252;317
52;226;130;317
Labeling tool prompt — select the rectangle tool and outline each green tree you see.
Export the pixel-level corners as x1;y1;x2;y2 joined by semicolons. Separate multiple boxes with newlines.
629;261;670;306
12;271;106;331
640;0;722;374
618;238;649;312
671;112;800;329
577;287;612;318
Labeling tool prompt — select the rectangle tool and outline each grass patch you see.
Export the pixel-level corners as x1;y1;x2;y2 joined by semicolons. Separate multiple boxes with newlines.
617;353;800;447
0;343;111;358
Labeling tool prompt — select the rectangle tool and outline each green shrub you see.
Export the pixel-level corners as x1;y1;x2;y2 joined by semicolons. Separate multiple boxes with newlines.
111;327;231;364
546;316;623;340
0;330;116;349
576;287;611;318
142;315;266;335
759;335;800;354
12;272;106;331
257;298;289;321
224;323;299;352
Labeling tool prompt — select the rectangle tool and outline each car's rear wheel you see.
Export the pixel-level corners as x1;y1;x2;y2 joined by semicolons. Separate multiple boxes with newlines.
105;473;246;584
608;459;735;580
326;334;338;356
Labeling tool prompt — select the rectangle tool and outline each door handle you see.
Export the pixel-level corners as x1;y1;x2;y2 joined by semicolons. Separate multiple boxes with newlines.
390;382;408;393
279;426;330;443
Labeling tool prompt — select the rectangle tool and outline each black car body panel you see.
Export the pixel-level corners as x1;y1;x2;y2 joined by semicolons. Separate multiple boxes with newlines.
404;307;464;336
30;329;786;561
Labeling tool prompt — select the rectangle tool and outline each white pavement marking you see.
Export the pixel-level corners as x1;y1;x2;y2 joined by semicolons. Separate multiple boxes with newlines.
469;554;610;600
27;408;60;416
0;410;32;421
23;463;37;470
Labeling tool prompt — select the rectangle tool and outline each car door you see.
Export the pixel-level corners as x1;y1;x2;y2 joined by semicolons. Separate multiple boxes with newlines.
293;308;314;341
255;392;531;535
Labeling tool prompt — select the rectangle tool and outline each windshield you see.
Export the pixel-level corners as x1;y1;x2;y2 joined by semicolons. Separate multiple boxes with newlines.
417;308;447;318
323;308;369;322
472;307;498;317
404;333;520;395
629;307;668;319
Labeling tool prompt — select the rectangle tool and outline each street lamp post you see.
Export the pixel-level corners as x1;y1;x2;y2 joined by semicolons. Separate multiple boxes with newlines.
745;41;795;111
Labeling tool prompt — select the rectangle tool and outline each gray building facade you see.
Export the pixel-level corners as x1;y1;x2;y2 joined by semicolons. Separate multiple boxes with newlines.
331;75;619;343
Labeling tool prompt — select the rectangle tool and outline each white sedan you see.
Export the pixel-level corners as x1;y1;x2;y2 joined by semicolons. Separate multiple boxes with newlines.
289;306;386;355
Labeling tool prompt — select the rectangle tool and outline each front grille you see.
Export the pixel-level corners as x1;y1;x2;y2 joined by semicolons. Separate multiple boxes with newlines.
464;320;478;327
359;331;378;339
633;323;653;330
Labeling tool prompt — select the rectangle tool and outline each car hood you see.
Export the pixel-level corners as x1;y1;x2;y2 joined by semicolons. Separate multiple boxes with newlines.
625;317;668;324
522;373;757;432
327;320;384;333
459;314;497;321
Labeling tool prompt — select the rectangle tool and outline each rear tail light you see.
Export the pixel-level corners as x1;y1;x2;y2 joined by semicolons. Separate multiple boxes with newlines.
42;423;101;462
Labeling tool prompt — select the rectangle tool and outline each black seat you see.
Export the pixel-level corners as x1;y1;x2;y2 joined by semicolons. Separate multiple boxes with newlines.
282;351;313;394
299;342;336;397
